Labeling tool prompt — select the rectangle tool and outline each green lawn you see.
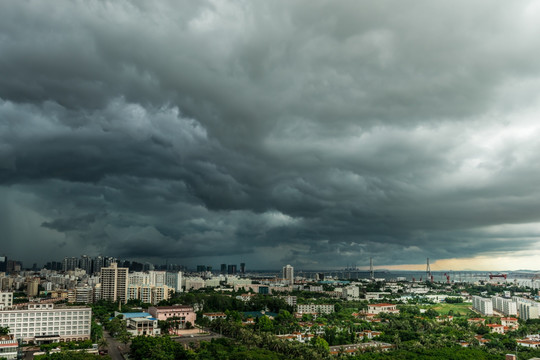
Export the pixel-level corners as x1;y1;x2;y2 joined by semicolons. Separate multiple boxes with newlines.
430;303;475;316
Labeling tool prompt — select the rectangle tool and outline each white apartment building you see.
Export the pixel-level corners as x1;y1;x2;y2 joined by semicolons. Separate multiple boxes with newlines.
184;277;205;291
281;296;297;307
282;265;294;285
0;303;91;343
129;272;150;286
0;292;13;310
296;304;335;315
473;296;493;316
149;271;166;287
342;286;360;301
127;285;171;305
513;297;540;320
492;296;518;316
165;272;183;292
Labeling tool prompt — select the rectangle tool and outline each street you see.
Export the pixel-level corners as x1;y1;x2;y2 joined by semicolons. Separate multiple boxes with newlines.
104;330;127;360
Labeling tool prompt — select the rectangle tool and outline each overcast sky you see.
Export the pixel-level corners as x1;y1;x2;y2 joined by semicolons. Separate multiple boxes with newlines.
2;1;540;271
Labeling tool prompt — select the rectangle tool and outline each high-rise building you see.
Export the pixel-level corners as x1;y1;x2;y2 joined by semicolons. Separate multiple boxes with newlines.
472;296;493;316
104;257;116;268
26;278;40;297
149;271;166;287
240;263;246;274
93;256;105;275
62;257;78;272
220;264;227;274
101;263;128;304
0;256;6;273
165;272;183;292
79;255;92;275
282;264;294;285
227;264;237;275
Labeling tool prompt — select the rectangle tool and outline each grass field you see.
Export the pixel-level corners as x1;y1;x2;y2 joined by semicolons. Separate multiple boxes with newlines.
430;303;475;316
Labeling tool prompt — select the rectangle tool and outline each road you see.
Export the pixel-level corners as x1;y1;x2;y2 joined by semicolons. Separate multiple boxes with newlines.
104;330;127;360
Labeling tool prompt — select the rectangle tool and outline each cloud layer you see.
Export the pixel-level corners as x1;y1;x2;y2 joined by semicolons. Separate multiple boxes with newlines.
2;0;540;269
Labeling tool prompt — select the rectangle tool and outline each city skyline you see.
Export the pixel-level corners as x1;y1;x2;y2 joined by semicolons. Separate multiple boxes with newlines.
2;1;540;271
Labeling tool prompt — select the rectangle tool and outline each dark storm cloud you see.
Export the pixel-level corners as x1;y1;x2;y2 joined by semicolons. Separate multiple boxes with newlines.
2;0;540;269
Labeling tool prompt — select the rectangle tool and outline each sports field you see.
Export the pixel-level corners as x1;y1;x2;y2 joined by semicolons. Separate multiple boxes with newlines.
430;303;475;316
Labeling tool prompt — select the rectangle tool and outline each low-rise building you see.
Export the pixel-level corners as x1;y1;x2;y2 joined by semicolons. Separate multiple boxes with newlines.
296;304;335;315
517;339;540;348
115;312;161;337
501;317;519;330
148;305;196;331
0;303;91;343
0;334;18;359
487;324;506;334
0;293;13;310
203;313;227;321
366;303;400;315
281;296;297;307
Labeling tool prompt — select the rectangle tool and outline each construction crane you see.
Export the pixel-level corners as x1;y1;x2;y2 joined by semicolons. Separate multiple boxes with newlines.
444;273;451;284
489;273;507;280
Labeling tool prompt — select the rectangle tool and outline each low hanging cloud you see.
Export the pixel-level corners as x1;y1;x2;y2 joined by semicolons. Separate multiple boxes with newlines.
2;0;540;269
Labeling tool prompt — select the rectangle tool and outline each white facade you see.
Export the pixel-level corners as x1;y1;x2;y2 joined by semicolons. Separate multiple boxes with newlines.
149;271;166;287
282;265;294;285
0;303;91;343
0;292;13;310
473;296;493;316
492;296;518;316
296;304;334;314
184;277;205;290
165;272;183;292
0;335;18;359
127;285;171;305
281;296;297;307
342;286;360;301
513;297;540;320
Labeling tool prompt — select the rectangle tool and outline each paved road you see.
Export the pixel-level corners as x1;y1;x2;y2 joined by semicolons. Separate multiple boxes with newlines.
104;330;126;360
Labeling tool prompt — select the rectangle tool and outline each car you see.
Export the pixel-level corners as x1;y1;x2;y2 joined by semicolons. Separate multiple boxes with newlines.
99;349;108;355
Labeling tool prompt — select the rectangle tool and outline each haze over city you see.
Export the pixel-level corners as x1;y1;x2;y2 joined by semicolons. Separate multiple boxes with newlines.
2;1;540;271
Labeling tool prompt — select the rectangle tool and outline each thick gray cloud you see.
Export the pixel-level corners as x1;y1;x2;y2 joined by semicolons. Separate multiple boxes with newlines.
2;0;540;269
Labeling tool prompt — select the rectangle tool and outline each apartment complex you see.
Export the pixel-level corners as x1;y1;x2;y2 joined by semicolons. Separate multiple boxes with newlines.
473;296;494;316
282;265;294;285
492;296;518;316
127;285;171;305
0;292;13;310
101;263;128;304
0;303;91;343
513;297;540;321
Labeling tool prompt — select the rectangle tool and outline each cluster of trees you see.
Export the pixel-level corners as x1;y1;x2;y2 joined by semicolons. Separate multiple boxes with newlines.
34;352;108;360
162;291;293;314
104;316;131;348
39;340;94;353
209;318;331;360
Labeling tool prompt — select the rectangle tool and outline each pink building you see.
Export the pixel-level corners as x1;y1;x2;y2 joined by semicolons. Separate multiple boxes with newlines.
148;305;196;332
